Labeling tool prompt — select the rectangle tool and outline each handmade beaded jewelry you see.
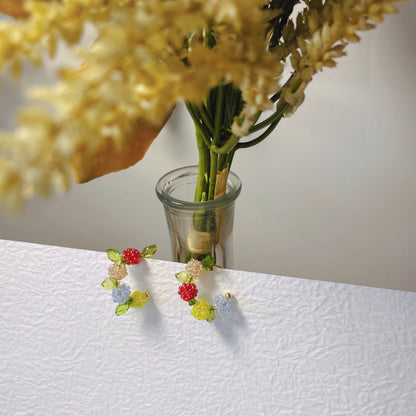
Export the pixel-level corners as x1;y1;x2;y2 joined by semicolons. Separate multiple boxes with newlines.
101;245;157;316
176;256;232;322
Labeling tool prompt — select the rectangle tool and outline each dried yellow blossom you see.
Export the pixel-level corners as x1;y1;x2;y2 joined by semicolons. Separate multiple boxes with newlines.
0;0;408;210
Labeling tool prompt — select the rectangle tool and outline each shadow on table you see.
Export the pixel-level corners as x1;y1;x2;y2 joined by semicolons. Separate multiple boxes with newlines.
126;260;164;336
213;292;248;351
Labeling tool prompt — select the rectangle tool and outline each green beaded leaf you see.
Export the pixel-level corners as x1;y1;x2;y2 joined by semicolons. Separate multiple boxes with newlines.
176;271;194;283
101;278;120;289
202;254;215;270
188;298;197;306
141;244;157;258
115;302;130;316
206;306;216;322
106;249;124;263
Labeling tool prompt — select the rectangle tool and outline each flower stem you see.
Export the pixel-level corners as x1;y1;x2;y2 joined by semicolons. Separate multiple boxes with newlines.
236;101;290;150
194;129;210;202
212;83;224;147
187;83;242;203
208;151;218;200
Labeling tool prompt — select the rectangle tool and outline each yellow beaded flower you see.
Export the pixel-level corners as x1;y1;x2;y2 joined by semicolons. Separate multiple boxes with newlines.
191;299;211;321
130;291;148;309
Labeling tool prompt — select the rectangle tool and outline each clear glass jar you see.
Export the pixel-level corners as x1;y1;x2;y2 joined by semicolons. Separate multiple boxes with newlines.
155;166;242;268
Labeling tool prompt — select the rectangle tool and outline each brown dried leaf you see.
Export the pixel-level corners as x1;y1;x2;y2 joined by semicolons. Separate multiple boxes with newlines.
0;0;28;18
0;0;58;19
69;109;174;184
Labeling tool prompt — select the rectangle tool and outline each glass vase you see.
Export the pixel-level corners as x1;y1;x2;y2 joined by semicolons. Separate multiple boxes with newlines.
155;165;242;268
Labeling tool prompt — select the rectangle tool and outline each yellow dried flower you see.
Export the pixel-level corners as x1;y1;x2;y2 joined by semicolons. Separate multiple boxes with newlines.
0;0;408;211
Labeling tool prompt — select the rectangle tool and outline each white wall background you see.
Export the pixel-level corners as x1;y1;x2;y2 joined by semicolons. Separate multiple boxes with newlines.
0;3;415;291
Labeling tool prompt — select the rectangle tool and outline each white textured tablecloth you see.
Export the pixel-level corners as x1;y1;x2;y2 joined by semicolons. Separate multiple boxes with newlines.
0;239;415;416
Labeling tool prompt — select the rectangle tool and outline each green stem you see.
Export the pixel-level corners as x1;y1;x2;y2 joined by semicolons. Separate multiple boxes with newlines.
249;103;287;133
186;103;213;151
199;104;214;135
249;113;275;133
218;153;227;172
208;151;218;200
212;83;224;147
236;102;290;150
211;134;240;155
225;149;236;169
194;126;210;202
270;90;282;103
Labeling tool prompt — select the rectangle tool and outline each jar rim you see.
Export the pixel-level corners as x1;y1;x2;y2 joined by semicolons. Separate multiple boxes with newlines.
155;165;242;210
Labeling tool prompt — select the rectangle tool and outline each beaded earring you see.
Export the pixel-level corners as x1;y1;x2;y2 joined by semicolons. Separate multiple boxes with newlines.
176;256;233;322
101;245;157;316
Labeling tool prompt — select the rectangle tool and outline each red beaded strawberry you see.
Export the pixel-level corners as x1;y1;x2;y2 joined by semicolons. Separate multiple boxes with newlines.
122;248;141;265
178;282;198;302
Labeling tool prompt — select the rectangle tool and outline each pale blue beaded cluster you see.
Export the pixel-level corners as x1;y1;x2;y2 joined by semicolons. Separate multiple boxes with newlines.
213;294;232;316
112;283;131;304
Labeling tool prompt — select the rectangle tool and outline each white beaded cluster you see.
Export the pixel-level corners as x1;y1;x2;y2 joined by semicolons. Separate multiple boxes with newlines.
185;259;205;279
108;263;128;280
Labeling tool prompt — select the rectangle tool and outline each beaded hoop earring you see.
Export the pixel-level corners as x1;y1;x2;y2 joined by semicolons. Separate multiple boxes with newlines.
101;245;157;316
176;256;232;322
